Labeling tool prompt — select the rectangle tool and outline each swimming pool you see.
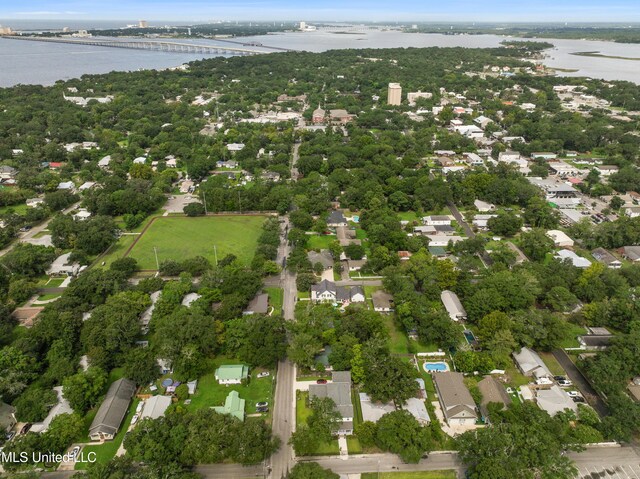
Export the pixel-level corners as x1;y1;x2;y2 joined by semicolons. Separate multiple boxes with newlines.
352;215;360;223
423;361;449;372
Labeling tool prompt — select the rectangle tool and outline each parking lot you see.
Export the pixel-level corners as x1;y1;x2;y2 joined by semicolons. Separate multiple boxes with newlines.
577;464;640;478
164;194;201;214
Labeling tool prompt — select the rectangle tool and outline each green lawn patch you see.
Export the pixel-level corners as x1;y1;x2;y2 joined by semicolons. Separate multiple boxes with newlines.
362;471;457;479
396;211;422;222
559;323;588;349
128;216;266;269
265;287;283;313
540;352;566;377
383;316;410;355
505;365;531;388
32;230;50;239
95;234;137;269
0;203;28;216
307;234;336;250
346;436;362;454
36;293;61;301
45;278;65;287
75;399;139;470
296;391;339;455
186;360;273;414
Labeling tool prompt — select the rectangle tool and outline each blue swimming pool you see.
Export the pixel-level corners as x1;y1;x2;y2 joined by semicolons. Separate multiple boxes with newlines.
352;215;360;223
423;361;449;372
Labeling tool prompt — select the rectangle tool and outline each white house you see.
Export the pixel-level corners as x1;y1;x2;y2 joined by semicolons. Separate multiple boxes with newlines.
98;155;111;169
427;235;463;247
311;280;364;305
474;200;495;212
73;209;92;221
472;214;497;229
227;143;246;152
555;249;592;268
546;230;574;248
441;290;467;322
423;215;451;226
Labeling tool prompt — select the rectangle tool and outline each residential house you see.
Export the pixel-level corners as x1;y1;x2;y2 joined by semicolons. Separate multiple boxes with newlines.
531;152;558;160
548;161;579;177
346;259;366;271
403;398;431;425
47;252;81;276
413;225;437;235
513;347;551;379
433;224;456;235
26;198;45;208
243;293;269;315
216;160;238;169
441;290;467;322
432;372;478;426
308;250;334;270
215;364;249;385
595;165;619;176
358;393;396;422
57;181;75;191
309;371;354;435
165;156;178;168
474;200;495;212
140;395;172;420
578;327;614;350
472;214;497;230
88;378;137;441
213;390;245;421
327;210;348;227
625;207;640;219
0;402;16;433
477;376;511;423
78;181;96;192
227;143;245;152
372;290;394;313
407;91;433;106
546;230;574;248
310;280;364;305
181;293;202;308
133;157;146;165
261;171;281;182
536;385;577;416
464;153;485;166
591;248;622;269
622;246;640;262
73;209;92;221
555;249;592;268
31;386;73;433
0;165;17;180
98;155;111;169
498;150;521;163
423;215;451;226
426;235;463;247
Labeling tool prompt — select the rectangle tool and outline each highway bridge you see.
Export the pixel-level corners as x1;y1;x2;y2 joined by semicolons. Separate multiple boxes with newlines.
2;35;274;55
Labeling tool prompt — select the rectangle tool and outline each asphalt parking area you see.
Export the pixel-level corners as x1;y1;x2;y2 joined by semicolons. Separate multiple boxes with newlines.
578;464;640;478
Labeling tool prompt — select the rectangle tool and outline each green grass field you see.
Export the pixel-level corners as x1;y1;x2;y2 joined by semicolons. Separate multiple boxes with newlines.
384;316;410;355
265;287;283;313
307;234;336;250
296;391;340;455
127;216;266;269
0;203;28;216
186;360;273;414
362;471;457;479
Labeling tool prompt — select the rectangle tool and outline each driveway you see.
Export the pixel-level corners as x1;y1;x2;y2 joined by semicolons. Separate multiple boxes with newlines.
553;349;608;417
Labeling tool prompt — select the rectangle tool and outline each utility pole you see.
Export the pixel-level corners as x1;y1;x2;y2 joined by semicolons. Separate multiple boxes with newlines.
154;246;159;271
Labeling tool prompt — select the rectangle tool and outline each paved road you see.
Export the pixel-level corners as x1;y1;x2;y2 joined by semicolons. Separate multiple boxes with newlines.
0;201;81;258
553;349;608;417
447;200;492;267
269;216;297;479
312;452;464;476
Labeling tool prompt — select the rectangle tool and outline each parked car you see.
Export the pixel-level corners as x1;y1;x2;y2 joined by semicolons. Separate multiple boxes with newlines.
316;379;327;384
257;372;270;379
558;379;572;387
567;391;581;398
19;423;32;435
70;446;81;459
256;402;269;408
554;375;566;381
257;406;269;413
572;396;586;403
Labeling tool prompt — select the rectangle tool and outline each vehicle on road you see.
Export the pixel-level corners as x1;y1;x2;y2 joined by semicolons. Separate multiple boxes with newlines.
70;446;81;459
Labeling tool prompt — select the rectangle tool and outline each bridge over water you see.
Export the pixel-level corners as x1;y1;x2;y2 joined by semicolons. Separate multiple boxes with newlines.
1;35;287;56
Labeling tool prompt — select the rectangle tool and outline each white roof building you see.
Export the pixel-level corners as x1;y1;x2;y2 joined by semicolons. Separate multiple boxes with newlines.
403;398;431;425
546;230;574;248
358;393;396;423
474;200;495;212
555;249;592;268
98;155;112;168
427;235;463;247
513;347;551;379
140;395;172;420
536;385;578;416
47;253;81;276
441;290;467;322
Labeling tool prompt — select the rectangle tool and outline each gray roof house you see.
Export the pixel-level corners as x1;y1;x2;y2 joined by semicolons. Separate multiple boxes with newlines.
513;347;551;379
441;290;467;322
578;327;613;350
432;372;478;426
372;290;394;313
327;210;348;227
307;250;334;269
591;248;622;269
536;385;577;416
477;376;511;422
358;393;396;423
311;280;365;305
89;378;136;441
622;246;640;262
243;293;269;315
309;371;354;434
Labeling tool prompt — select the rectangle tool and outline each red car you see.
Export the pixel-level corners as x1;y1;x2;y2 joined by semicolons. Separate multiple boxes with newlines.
316;379;327;384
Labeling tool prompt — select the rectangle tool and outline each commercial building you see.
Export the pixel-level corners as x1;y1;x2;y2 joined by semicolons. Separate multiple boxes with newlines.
387;83;402;106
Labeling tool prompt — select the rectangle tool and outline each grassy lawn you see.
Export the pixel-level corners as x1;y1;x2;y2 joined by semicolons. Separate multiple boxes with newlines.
45;278;65;287
347;436;362;454
307;234;336;250
75;398;139;470
540;352;567;377
505;365;531;388
396;211;422;221
95;234;137;269
362;472;457;479
37;293;62;301
559;323;588;349
409;340;441;353
0;203;28;215
128;216;266;269
384;316;410;355
186;361;273;414
265;287;283;313
298;291;310;299
33;230;50;239
296;391;340;455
